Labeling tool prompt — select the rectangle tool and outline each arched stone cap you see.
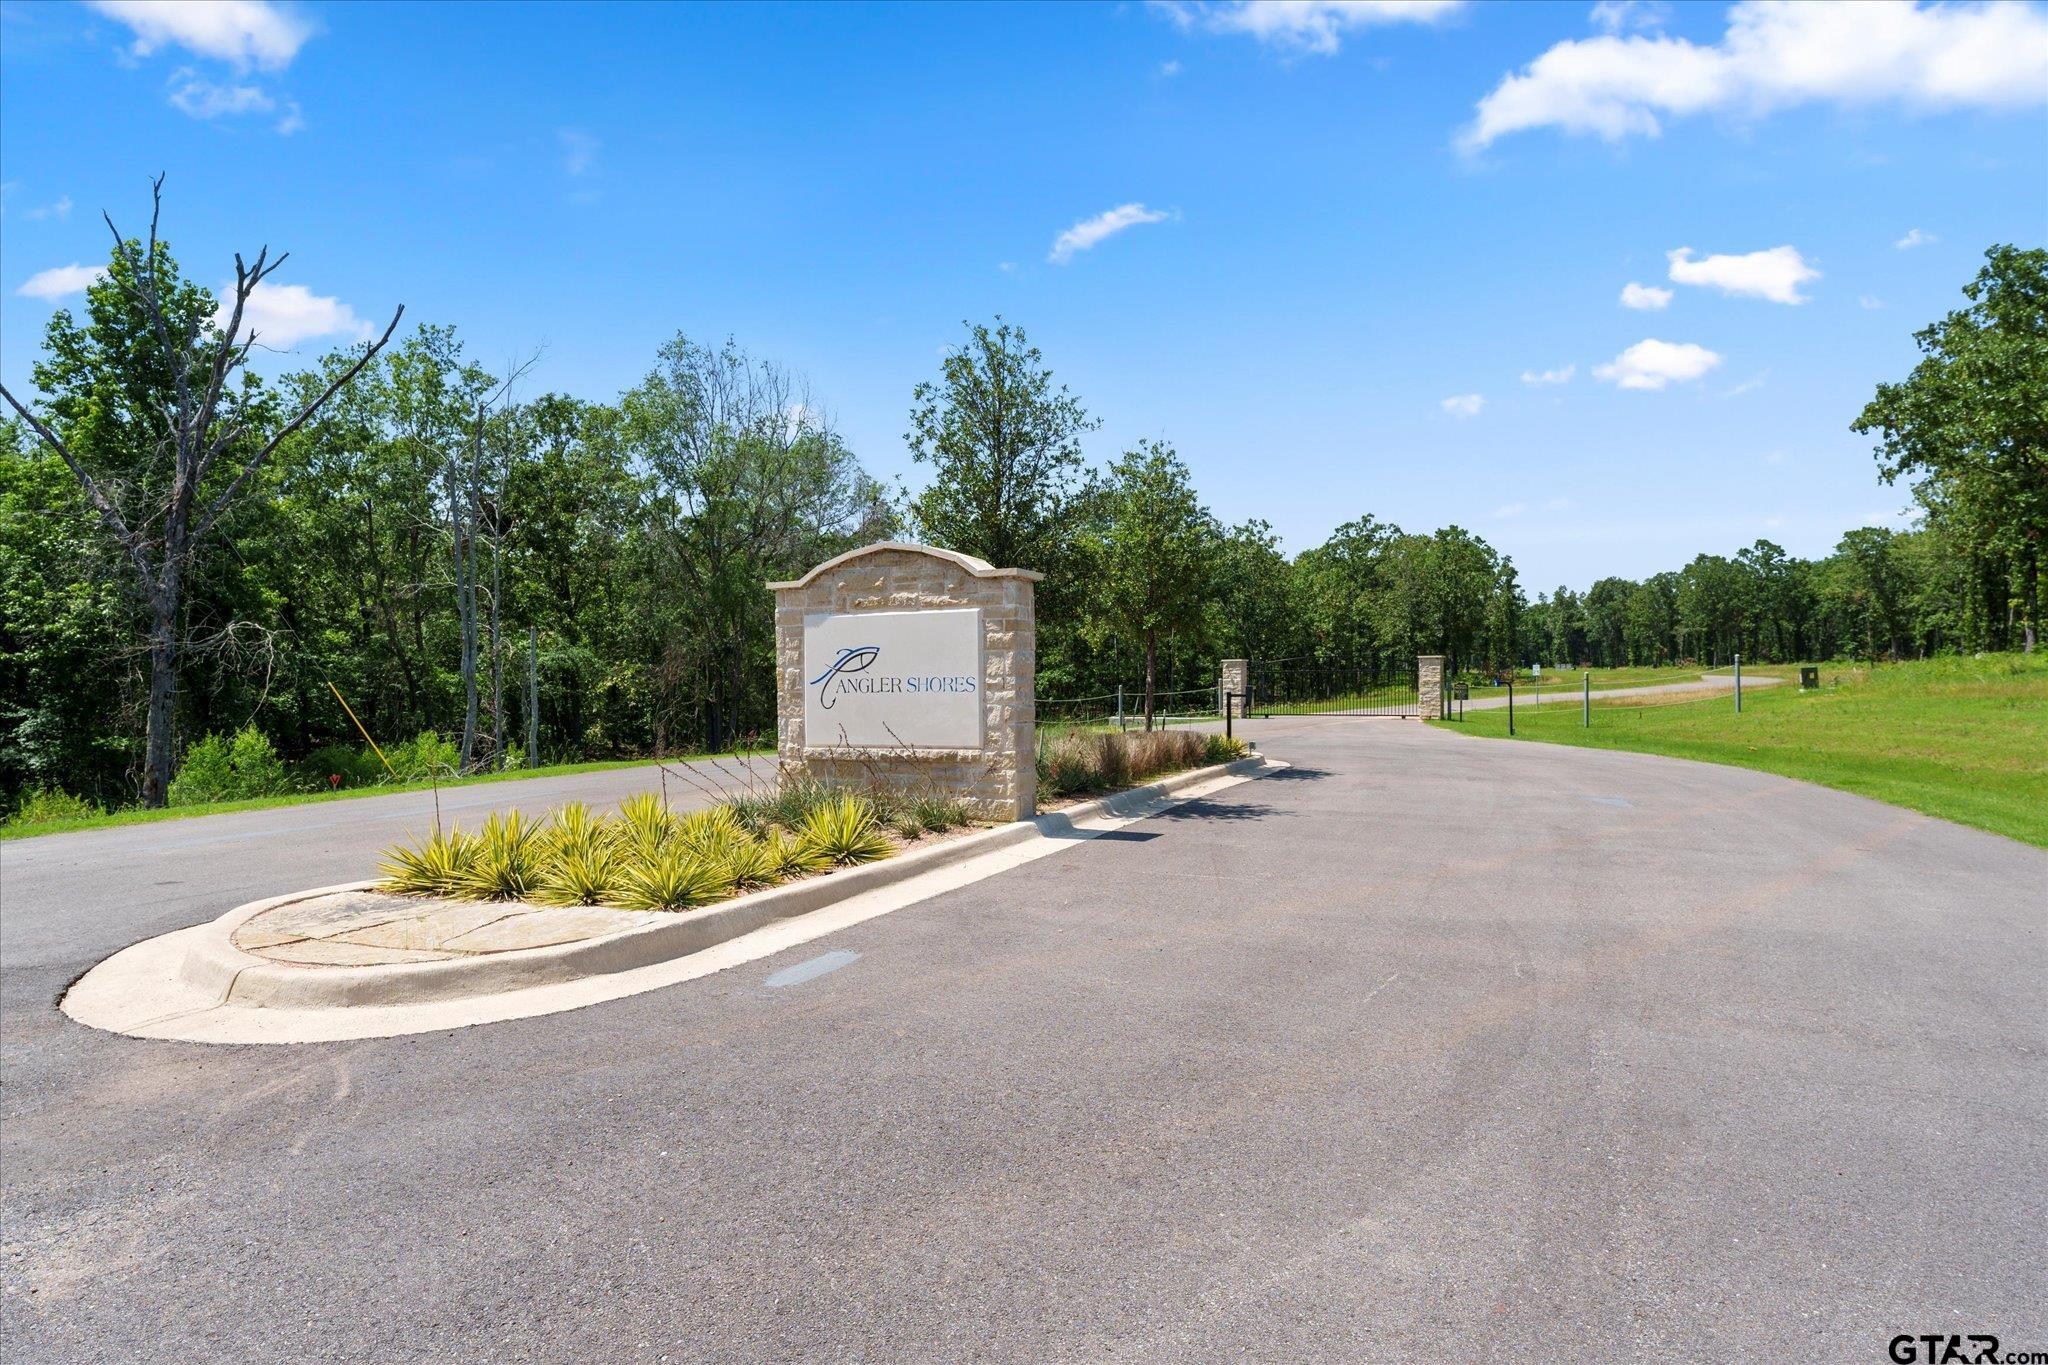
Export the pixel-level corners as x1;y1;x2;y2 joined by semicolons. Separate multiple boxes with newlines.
767;541;1044;590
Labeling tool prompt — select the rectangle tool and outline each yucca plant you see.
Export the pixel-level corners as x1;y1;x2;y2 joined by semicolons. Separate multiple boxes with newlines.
534;839;628;906
888;811;924;842
720;835;782;892
377;827;480;896
614;792;676;860
760;827;830;880
676;805;745;855
796;793;894;867
612;842;728;911
453;811;545;901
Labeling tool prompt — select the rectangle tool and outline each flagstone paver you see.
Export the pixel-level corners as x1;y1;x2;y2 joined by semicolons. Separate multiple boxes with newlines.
230;889;668;965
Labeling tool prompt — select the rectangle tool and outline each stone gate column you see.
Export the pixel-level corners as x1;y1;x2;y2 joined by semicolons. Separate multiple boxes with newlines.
769;542;1041;820
1417;655;1446;721
1219;659;1249;717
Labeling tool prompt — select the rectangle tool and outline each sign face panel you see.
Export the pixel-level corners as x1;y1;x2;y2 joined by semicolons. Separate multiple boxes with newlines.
802;608;983;749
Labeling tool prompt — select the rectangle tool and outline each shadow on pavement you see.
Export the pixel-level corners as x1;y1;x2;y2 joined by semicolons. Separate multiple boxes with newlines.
1251;764;1332;783
1158;799;1286;824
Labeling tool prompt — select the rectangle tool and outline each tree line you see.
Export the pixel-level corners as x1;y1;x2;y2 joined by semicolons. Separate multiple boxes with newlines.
2;192;2039;813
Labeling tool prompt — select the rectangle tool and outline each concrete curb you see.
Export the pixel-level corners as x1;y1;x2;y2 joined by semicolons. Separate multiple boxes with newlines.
171;755;1274;1012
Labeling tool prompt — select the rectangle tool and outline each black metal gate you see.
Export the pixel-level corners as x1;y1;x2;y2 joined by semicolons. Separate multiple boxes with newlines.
1244;659;1419;718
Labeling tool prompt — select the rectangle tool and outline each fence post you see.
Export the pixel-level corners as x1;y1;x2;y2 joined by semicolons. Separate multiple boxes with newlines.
1116;685;1124;732
1734;652;1742;713
1507;674;1515;736
1415;654;1445;723
1225;693;1235;742
1583;670;1590;728
526;626;540;767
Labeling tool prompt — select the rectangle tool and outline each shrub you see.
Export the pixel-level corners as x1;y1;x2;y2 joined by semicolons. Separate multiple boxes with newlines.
166;733;235;806
226;725;290;796
299;744;384;791
166;725;289;806
5;787;104;827
386;731;460;782
796;794;893;866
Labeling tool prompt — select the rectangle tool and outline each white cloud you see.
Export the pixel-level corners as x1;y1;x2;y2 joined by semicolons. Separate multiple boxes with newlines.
1763;449;1786;464
559;128;600;177
275;100;304;135
1440;392;1486;417
1521;364;1575;385
1593;338;1723;390
1895;227;1937;249
1545;496;1574;511
1724;372;1768;396
1667;245;1817;303
167;70;275;119
1590;1;1669;33
1491;501;1528;518
1157;1;1465;57
223;282;373;348
1461;1;2048;151
1619;281;1673;309
1159;59;1183;77
17;264;108;300
1859;294;1885;309
87;0;313;72
1048;203;1170;264
22;195;73;222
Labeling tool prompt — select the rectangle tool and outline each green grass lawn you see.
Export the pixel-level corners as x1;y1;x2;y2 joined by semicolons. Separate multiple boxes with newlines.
1429;653;2048;848
0;751;767;841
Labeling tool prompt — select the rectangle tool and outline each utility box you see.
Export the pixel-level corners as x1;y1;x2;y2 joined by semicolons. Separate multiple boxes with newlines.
1800;666;1819;690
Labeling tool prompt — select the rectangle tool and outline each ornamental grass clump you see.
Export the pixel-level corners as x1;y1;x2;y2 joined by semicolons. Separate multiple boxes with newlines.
1035;727;1247;799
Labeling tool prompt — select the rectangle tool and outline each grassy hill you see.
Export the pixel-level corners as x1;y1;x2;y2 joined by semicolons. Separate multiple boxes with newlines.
1430;652;2048;848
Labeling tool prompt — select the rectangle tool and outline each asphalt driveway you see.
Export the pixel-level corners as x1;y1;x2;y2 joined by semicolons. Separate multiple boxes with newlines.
2;719;2041;1361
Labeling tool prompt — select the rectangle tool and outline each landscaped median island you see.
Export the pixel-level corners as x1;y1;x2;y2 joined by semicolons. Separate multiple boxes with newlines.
377;786;947;913
60;730;1268;1044
1429;652;2048;849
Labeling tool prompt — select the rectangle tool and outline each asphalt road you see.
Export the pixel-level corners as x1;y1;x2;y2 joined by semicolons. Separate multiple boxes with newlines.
3;719;2042;1361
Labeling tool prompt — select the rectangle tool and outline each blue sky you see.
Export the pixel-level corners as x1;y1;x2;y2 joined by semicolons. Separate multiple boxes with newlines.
4;0;2045;592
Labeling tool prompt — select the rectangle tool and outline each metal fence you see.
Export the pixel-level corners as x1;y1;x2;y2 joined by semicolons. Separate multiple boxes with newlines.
1036;684;1224;732
1244;660;1419;718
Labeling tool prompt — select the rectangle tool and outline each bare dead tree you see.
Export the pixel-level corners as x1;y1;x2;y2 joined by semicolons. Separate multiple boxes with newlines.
0;177;402;806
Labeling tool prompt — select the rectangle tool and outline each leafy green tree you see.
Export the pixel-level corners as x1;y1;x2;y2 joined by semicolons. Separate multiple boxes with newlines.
1854;245;2046;652
617;334;887;750
906;319;1097;573
1084;442;1217;727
